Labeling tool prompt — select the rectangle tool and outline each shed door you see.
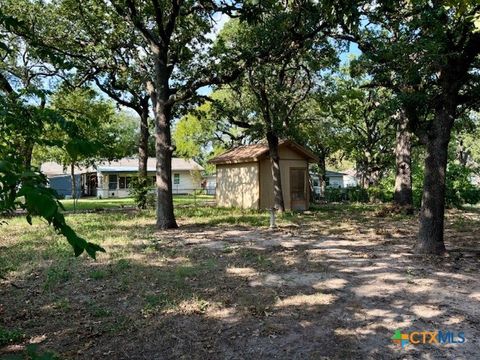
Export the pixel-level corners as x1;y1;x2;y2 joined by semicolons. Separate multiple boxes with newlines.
290;168;307;211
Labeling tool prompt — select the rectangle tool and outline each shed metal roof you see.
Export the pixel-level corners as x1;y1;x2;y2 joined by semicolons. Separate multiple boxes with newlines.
209;140;318;165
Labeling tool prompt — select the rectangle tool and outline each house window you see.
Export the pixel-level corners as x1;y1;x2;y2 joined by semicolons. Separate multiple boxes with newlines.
173;173;180;185
108;175;118;190
119;176;132;189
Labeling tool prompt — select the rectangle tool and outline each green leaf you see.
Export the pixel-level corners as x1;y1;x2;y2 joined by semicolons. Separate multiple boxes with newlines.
85;242;106;260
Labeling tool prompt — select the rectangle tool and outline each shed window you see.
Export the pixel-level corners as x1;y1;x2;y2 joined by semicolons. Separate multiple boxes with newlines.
108;175;118;190
173;173;180;185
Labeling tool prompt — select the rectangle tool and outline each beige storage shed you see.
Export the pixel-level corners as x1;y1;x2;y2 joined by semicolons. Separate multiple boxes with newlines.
209;140;318;211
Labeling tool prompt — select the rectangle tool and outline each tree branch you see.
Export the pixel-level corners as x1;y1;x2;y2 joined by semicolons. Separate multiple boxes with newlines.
112;0;160;47
0;72;15;94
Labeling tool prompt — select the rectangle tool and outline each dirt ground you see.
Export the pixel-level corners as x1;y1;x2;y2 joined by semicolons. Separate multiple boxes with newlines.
1;206;479;359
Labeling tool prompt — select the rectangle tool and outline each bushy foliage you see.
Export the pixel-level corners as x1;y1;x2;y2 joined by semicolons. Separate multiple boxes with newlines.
0;160;105;258
324;186;369;203
128;176;152;209
367;176;395;203
445;164;480;207
0;90;104;258
362;163;480;208
412;162;479;208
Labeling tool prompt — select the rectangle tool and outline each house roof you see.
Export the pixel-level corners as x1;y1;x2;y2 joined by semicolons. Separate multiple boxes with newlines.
325;170;346;177
209;140;318;165
97;157;204;173
40;162;92;177
343;169;358;178
310;170;346;178
41;157;203;176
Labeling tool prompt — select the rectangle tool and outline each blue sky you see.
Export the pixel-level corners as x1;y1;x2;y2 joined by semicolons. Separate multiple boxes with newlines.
340;42;361;65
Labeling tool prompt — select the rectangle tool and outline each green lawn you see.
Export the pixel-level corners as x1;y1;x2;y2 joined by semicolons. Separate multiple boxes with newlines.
60;194;215;211
1;203;479;358
60;198;136;211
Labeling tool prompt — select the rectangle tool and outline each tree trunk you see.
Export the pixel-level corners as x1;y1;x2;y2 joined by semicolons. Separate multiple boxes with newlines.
266;131;285;212
416;109;453;255
318;152;326;197
138;103;149;178
358;164;369;189
70;163;77;212
71;163;76;199
22;141;34;170
457;139;468;167
149;63;178;229
393;110;413;209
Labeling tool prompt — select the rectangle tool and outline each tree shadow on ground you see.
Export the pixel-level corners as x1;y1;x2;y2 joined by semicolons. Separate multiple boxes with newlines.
1;207;479;359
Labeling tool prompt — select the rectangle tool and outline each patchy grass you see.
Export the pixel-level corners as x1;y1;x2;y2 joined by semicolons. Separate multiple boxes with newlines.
60;197;136;211
1;203;479;359
60;194;215;211
0;327;24;347
89;269;108;280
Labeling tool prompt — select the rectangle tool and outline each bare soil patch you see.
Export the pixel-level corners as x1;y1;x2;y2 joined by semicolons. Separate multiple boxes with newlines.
1;206;479;359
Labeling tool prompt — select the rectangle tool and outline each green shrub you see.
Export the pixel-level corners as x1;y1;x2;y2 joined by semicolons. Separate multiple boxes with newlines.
412;161;425;208
324;187;344;202
371;162;480;208
322;162;479;208
146;192;156;208
346;187;369;202
368;176;394;203
324;186;369;203
129;176;151;209
445;164;480;207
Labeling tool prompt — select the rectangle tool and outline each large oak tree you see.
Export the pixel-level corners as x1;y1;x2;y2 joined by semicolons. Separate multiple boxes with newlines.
5;0;260;229
345;0;480;253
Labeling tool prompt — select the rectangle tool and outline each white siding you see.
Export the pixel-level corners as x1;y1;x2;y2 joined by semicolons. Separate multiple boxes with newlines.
343;175;358;187
328;175;344;188
96;170;202;198
171;170;202;194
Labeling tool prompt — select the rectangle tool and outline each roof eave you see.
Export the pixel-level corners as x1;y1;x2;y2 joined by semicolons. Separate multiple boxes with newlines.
208;157;260;165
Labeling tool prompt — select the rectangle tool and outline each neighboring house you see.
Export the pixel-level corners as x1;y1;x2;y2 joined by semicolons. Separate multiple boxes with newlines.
95;157;204;198
209;140;318;211
40;162;90;198
41;157;204;198
203;174;216;195
326;170;345;188
310;169;359;196
342;169;359;188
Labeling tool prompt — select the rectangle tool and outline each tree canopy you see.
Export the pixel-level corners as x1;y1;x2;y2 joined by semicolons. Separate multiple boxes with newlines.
1;1;479;255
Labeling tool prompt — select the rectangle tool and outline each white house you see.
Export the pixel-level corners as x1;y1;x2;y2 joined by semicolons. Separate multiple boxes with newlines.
342;169;359;188
325;170;345;188
203;174;216;195
96;157;204;198
311;169;359;196
41;157;204;198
